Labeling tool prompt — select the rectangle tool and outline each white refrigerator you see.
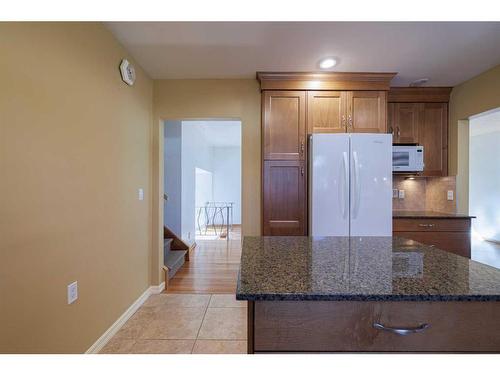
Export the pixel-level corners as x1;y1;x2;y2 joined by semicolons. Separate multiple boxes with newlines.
310;133;392;237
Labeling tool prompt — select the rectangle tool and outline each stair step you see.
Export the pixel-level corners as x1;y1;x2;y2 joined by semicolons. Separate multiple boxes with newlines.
164;249;187;279
164;238;173;250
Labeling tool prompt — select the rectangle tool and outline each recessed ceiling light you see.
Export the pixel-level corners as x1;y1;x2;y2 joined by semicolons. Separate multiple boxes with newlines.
319;58;337;69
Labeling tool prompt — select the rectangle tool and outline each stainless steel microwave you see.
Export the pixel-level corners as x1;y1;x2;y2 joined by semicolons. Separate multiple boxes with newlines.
392;145;424;172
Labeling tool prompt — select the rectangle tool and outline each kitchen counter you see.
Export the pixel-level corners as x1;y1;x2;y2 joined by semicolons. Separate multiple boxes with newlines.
236;236;500;302
393;210;475;219
239;236;500;353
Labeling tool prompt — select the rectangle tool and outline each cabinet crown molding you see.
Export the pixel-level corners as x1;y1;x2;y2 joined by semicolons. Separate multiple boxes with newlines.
388;87;452;103
257;71;397;91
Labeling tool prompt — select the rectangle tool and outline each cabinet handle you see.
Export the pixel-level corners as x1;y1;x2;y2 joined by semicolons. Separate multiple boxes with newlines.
373;322;430;336
300;167;304;176
300;140;305;154
348;114;353;129
418;224;435;228
342;115;346;128
388;126;394;135
397;126;401;138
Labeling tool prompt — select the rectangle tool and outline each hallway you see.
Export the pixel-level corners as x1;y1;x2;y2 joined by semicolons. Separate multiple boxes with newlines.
167;227;242;294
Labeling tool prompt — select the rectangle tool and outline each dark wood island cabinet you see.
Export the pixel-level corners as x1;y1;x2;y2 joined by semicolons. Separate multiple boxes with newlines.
237;236;500;353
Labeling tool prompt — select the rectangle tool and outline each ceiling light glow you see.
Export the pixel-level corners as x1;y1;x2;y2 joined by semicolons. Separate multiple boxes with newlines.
319;58;337;69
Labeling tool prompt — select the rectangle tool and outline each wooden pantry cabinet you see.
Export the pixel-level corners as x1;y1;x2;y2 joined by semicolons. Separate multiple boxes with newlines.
262;91;306;160
258;72;396;235
388;87;451;176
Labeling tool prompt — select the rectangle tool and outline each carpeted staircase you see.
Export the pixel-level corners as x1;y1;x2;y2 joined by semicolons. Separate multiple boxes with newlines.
163;225;193;285
163;237;187;279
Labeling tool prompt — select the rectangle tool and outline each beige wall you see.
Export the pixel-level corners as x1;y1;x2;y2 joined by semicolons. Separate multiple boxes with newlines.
152;80;261;285
449;64;500;213
0;23;153;353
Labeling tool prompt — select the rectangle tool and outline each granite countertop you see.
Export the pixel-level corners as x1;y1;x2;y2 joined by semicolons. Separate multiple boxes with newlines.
393;210;475;219
236;236;500;302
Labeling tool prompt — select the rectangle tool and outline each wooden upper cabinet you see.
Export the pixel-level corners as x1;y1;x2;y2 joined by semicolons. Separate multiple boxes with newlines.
418;103;448;176
307;91;346;133
263;91;306;160
346;91;387;133
389;103;419;144
263;160;306;236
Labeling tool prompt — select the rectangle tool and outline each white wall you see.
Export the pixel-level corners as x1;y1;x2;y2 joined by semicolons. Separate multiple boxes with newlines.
469;110;500;242
164;120;182;235
195;168;214;231
211;147;242;224
181;123;213;243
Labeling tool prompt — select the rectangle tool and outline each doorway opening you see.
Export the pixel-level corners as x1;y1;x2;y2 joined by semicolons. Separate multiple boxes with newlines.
469;108;500;268
163;119;242;293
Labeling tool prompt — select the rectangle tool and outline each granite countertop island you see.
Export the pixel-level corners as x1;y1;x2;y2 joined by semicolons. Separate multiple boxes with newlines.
238;236;500;353
237;236;500;302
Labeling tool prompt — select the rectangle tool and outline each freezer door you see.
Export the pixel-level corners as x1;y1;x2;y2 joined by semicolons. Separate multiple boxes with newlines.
310;134;350;236
350;134;393;236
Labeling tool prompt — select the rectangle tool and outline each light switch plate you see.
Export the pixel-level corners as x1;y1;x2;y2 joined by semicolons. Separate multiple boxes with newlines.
392;189;399;199
67;281;78;304
447;190;454;201
138;188;144;201
398;190;405;199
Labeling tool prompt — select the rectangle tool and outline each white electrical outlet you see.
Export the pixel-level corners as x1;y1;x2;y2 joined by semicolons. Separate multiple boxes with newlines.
138;188;144;201
67;281;78;304
392;189;399;199
447;190;454;201
398;190;405;199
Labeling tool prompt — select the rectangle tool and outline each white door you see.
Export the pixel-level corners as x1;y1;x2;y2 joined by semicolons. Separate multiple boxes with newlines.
350;134;392;236
310;134;350;236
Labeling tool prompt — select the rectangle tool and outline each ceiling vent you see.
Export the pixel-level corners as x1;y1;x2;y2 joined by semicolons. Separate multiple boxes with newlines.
409;78;429;87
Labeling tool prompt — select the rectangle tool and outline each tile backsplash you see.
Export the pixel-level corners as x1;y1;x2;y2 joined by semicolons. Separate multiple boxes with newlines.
392;175;457;213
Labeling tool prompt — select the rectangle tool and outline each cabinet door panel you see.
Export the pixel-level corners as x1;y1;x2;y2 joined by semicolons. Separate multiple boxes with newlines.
307;91;346;133
263;160;306;236
394;103;419;144
263;91;306;160
348;91;387;133
418;103;448;176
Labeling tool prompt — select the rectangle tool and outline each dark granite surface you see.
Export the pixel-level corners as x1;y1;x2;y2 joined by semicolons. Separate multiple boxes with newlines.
236;236;500;301
393;210;475;219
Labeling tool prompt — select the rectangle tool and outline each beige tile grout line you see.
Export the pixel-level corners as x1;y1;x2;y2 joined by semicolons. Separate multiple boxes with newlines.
190;294;213;354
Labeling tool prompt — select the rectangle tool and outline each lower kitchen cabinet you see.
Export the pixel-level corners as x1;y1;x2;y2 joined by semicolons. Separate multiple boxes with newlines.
393;218;472;258
252;300;500;352
263;160;307;236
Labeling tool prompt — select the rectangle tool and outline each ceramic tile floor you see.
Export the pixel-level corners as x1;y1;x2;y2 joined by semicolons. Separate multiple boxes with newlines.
100;293;247;354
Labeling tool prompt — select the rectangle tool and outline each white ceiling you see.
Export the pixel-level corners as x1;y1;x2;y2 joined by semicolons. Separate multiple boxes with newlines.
470;109;500;136
182;120;241;147
106;22;500;86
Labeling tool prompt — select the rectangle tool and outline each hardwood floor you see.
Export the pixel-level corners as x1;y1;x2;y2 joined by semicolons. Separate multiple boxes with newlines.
166;227;242;294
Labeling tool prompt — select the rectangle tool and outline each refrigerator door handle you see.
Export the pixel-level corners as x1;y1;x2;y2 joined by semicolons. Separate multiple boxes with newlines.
352;151;361;219
341;152;349;219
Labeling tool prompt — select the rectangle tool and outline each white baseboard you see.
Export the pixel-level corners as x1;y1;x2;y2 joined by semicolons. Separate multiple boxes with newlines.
85;283;165;354
150;281;165;294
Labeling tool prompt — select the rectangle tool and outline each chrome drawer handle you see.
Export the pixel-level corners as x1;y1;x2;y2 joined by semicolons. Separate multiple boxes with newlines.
418;224;435;228
373;322;430;336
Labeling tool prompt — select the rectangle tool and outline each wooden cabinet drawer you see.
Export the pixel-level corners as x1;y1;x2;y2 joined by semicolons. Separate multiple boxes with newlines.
254;301;500;352
393;218;470;232
395;231;470;258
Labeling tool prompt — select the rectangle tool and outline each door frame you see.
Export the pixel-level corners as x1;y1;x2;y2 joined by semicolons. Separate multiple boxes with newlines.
154;117;244;285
